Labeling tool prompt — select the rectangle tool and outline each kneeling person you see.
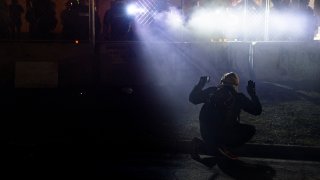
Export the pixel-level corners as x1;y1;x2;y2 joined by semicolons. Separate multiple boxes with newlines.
189;72;262;160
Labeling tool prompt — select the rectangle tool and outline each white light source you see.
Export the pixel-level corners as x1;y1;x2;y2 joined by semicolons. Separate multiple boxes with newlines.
126;3;146;16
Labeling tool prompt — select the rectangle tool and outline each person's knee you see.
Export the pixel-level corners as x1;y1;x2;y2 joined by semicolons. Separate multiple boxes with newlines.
241;125;256;144
241;124;255;138
247;125;256;138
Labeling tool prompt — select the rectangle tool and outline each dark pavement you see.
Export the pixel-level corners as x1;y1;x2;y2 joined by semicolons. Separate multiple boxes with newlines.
3;87;320;179
5;146;320;179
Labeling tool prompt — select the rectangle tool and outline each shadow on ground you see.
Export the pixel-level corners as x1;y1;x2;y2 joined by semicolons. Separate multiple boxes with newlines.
193;156;276;180
217;158;276;180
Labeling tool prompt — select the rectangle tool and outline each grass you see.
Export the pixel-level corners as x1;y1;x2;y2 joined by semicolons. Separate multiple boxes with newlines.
242;100;320;146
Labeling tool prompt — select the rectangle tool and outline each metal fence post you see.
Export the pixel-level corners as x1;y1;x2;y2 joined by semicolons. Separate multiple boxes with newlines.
264;0;270;41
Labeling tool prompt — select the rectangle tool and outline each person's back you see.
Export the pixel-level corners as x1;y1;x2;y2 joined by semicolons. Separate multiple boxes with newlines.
203;85;239;132
103;0;132;41
189;72;262;160
299;0;317;40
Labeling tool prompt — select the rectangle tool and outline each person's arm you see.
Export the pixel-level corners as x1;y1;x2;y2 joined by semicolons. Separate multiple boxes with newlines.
189;76;212;105
239;80;262;115
239;93;262;115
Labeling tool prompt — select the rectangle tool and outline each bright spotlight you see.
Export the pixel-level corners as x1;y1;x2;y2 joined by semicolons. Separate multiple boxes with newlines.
126;4;137;15
126;3;146;16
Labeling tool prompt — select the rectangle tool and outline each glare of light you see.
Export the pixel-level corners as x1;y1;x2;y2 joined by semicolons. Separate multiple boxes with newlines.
188;9;217;34
135;4;315;41
126;4;146;16
226;14;239;28
224;12;240;35
269;13;291;32
75;40;79;44
288;15;306;35
268;12;306;39
188;8;241;37
315;27;320;40
166;9;184;29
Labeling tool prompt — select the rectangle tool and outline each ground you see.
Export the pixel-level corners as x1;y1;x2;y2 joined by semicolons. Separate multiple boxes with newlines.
174;81;320;146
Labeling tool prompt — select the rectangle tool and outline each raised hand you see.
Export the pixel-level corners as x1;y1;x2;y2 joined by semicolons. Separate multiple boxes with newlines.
198;76;210;86
247;80;256;96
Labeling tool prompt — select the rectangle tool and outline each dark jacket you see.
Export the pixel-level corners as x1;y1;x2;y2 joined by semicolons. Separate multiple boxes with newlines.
189;82;262;141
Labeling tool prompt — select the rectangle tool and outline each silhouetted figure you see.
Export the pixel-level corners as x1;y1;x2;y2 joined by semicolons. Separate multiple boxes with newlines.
25;0;57;39
9;0;23;39
103;0;133;41
189;72;262;160
298;0;317;41
0;1;10;39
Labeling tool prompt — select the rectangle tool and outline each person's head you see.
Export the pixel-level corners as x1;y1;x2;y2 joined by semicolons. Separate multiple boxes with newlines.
220;72;240;87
